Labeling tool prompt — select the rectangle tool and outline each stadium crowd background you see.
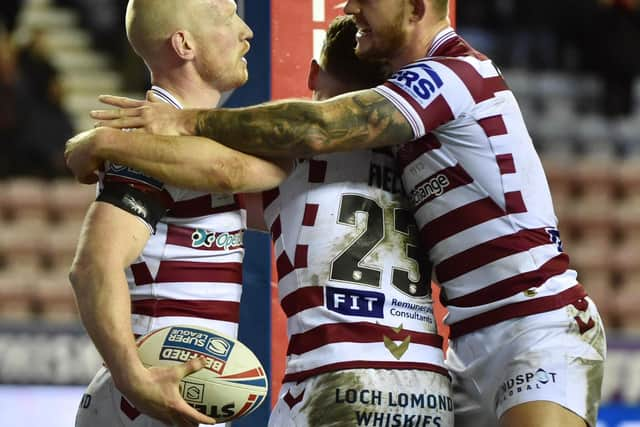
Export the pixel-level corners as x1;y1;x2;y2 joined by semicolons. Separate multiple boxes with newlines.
0;0;639;425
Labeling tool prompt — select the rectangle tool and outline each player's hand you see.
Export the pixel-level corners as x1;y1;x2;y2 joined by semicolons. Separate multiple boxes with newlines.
116;357;216;427
91;92;195;136
64;128;105;184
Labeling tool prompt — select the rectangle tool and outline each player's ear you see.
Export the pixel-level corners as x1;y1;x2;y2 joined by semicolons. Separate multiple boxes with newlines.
171;30;196;60
308;59;321;91
408;0;426;20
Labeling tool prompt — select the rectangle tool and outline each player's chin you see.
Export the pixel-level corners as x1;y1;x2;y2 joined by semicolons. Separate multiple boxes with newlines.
231;75;248;91
219;71;248;92
236;67;249;86
354;40;375;60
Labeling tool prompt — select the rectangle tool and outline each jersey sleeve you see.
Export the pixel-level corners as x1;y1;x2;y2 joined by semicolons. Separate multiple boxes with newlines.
372;58;475;140
97;162;175;232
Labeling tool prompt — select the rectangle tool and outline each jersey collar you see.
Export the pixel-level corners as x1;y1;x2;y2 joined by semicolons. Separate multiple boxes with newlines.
150;85;183;110
427;27;457;57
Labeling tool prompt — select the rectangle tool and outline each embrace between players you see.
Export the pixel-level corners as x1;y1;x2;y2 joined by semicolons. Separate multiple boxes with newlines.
66;0;606;426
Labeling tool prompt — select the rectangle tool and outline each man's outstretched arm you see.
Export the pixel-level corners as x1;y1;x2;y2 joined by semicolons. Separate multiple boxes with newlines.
65;127;291;191
194;89;414;157
92;89;414;158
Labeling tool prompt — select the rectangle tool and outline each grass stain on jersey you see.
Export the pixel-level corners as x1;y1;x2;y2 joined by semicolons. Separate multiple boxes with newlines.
582;356;605;427
304;371;363;427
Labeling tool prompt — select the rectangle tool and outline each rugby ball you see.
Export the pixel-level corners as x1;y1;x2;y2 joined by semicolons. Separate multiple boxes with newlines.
137;325;268;423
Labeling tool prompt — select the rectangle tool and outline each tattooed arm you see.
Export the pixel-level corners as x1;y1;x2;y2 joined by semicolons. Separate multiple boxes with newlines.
93;89;414;158
195;89;413;157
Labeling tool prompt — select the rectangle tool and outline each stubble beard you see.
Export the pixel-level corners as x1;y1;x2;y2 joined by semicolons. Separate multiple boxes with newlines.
355;19;408;64
206;61;248;93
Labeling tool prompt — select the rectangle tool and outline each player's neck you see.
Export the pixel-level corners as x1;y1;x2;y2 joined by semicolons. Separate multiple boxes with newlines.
389;19;450;70
151;73;222;108
421;19;451;58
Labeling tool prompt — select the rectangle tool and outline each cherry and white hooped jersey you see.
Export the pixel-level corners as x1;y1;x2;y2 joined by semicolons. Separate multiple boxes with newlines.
98;86;245;338
373;29;585;338
262;149;447;383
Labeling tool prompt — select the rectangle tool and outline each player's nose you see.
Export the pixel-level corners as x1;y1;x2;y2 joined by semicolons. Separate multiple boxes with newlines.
240;18;253;41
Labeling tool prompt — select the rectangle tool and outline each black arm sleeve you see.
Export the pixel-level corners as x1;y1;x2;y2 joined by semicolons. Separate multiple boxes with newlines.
96;182;168;232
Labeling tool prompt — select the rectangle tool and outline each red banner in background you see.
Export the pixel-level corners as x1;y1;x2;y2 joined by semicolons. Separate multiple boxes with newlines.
450;0;456;27
271;0;457;99
271;0;349;100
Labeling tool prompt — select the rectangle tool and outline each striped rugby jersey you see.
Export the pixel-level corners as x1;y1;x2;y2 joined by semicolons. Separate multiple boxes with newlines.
374;28;584;338
98;86;246;338
262;149;447;383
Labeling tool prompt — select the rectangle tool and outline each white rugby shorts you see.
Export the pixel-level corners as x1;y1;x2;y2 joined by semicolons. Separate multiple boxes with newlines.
269;368;453;427
446;296;606;427
75;366;230;427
